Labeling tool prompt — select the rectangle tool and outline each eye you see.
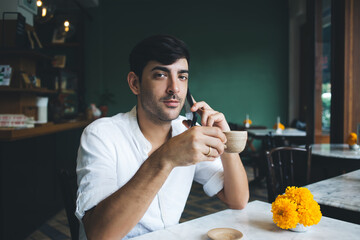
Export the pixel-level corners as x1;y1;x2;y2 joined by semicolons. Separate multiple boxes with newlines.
153;72;167;79
179;75;188;81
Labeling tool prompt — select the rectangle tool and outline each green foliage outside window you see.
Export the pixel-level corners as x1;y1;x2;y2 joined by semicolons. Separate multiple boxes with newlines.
322;83;331;131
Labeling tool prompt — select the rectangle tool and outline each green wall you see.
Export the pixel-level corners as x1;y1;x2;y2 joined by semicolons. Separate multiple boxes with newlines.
84;0;289;128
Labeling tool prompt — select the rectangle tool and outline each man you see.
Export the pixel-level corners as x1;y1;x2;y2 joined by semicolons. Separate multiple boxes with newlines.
76;35;249;240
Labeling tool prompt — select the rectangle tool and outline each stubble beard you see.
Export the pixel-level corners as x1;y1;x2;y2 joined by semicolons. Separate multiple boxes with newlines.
140;91;183;124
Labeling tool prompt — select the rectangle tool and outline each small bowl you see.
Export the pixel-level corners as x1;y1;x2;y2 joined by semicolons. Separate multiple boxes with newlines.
207;228;243;240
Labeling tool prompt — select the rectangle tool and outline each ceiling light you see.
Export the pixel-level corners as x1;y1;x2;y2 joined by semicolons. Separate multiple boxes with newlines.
35;1;55;23
42;7;47;17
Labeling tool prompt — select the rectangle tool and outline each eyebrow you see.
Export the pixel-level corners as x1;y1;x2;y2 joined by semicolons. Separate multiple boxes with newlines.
151;66;189;74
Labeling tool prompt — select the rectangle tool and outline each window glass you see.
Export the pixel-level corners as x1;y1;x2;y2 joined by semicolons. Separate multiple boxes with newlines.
321;0;331;133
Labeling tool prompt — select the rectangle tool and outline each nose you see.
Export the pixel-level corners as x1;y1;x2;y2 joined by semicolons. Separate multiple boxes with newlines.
166;74;180;95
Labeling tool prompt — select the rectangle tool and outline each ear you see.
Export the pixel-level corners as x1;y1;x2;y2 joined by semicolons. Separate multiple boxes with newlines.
127;72;140;95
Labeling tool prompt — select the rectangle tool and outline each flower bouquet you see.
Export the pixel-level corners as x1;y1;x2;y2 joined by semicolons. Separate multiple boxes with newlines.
347;132;359;150
271;186;322;231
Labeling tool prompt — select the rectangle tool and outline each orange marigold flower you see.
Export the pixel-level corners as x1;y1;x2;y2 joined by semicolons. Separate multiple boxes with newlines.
272;197;299;229
273;123;285;130
285;186;314;205
271;186;322;229
298;200;322;226
243;119;252;125
347;132;357;146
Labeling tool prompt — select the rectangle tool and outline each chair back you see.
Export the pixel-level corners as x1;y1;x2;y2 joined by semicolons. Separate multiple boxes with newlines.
264;132;277;150
264;131;290;152
265;145;312;203
59;169;79;240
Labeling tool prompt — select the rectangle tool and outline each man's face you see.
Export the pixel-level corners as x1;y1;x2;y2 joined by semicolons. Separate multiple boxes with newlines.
138;58;189;123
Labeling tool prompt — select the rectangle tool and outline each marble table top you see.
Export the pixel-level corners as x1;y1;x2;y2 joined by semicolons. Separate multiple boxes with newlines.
247;128;306;138
311;144;360;159
131;200;360;240
305;169;360;212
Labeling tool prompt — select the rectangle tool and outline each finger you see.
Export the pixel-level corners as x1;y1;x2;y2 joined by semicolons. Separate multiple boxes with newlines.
189;127;225;158
202;136;226;156
198;126;227;143
206;112;225;127
204;145;212;157
199;109;218;126
204;112;231;132
201;110;209;126
204;144;223;158
209;142;225;156
204;111;220;127
203;145;217;158
190;101;216;126
191;101;212;113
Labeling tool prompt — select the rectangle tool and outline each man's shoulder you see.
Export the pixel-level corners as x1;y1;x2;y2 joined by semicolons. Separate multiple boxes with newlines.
85;111;133;134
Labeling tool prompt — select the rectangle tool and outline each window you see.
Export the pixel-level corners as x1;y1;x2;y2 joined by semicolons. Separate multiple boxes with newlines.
314;0;332;143
321;0;331;133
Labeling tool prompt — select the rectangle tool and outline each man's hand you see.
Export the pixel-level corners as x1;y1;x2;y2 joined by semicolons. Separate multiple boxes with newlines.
191;101;231;132
152;126;227;168
185;100;249;210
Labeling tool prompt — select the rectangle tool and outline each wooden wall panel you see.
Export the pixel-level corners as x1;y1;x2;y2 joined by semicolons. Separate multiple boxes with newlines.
343;0;360;140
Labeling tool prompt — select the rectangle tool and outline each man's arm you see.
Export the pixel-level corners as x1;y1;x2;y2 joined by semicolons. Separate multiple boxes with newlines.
191;101;249;209
82;153;172;240
82;126;227;240
217;152;249;209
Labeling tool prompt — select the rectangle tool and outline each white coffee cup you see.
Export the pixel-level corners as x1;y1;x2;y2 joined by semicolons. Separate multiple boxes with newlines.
223;131;248;153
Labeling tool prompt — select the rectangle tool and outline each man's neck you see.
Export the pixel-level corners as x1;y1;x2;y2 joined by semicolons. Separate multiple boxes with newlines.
136;107;172;152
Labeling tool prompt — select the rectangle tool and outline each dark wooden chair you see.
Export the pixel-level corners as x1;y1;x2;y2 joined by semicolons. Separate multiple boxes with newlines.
250;132;281;184
265;145;312;203
59;169;79;240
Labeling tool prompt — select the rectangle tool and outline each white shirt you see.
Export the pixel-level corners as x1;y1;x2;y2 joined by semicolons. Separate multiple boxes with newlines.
76;106;224;239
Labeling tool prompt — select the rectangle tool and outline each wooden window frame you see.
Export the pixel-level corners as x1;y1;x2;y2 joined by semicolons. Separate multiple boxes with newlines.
314;0;330;143
330;0;360;143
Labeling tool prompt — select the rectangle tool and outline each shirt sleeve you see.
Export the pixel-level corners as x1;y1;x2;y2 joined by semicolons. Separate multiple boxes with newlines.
194;157;224;197
75;124;118;221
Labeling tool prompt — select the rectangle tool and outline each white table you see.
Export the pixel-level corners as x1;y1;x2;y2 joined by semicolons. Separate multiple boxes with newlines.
247;128;306;138
305;169;360;212
131;200;360;240
312;144;360;159
310;144;360;182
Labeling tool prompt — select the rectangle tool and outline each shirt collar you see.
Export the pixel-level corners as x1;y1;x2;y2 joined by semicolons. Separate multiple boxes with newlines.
129;106;152;155
129;106;188;155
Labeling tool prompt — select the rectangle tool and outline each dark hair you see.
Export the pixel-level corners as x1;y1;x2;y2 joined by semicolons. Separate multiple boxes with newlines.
129;34;190;80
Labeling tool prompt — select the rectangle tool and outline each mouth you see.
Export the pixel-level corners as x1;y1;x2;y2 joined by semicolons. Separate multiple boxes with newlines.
163;100;180;108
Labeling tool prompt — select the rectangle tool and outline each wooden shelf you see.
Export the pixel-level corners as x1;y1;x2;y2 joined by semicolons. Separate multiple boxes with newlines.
0;49;53;60
0;120;90;141
0;86;57;94
45;42;81;48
